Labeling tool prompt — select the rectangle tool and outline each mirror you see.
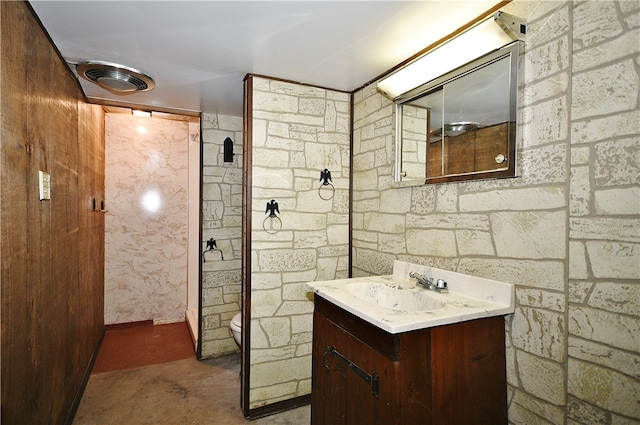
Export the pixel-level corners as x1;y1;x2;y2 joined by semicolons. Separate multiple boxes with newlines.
393;42;520;186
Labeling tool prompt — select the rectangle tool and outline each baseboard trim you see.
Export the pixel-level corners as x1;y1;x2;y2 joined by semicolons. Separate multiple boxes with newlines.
64;326;105;425
185;309;199;350
245;394;311;420
105;320;153;330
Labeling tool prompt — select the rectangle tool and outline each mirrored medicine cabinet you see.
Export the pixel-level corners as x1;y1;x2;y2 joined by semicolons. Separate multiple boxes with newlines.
393;42;521;186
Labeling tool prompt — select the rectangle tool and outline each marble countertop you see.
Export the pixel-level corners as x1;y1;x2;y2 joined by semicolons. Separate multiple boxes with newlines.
306;260;515;334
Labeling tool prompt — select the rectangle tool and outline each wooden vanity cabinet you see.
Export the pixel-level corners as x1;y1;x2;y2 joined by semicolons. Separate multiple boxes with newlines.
311;296;507;425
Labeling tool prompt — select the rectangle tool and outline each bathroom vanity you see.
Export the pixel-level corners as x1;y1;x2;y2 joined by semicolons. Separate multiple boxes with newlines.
306;261;515;425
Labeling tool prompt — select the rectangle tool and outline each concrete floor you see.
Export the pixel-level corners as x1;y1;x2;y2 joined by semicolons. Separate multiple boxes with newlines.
73;354;310;425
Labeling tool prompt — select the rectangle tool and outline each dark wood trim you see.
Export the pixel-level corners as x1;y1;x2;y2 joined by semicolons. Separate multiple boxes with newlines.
241;74;254;417
197;114;204;360
246;395;311;420
349;92;354;278
104;320;153;331
88;97;201;117
245;73;351;96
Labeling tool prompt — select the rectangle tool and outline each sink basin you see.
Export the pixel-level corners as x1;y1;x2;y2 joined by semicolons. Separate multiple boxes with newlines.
346;282;445;312
307;261;515;333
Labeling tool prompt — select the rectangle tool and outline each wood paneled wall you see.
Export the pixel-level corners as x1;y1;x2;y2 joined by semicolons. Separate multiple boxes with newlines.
1;2;105;423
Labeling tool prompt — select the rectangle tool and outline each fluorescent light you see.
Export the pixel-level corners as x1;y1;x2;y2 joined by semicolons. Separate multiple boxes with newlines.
378;12;524;100
131;110;151;118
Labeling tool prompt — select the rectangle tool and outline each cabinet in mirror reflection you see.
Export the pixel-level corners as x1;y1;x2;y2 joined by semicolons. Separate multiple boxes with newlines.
394;42;520;186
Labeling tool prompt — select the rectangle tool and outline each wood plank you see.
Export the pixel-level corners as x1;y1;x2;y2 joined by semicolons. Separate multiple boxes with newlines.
1;2;32;419
445;131;476;175
398;330;433;424
427;139;443;178
1;3;105;423
474;123;509;172
314;296;398;360
430;316;507;424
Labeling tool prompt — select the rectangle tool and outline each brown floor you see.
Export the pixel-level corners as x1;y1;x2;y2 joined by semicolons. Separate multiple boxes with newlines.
92;321;195;374
74;321;310;424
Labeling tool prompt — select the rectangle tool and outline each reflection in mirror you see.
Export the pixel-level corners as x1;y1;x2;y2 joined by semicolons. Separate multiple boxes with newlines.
400;88;442;182
394;42;520;186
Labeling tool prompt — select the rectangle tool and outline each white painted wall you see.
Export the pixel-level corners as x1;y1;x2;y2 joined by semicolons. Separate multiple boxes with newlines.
187;119;201;345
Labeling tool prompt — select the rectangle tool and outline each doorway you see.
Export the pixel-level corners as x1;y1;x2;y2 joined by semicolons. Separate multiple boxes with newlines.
104;110;200;349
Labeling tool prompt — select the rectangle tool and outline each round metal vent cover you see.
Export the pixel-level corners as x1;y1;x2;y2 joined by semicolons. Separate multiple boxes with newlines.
76;61;155;94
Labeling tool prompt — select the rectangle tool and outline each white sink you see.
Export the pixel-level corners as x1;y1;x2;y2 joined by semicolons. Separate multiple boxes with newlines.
306;260;515;334
346;282;444;312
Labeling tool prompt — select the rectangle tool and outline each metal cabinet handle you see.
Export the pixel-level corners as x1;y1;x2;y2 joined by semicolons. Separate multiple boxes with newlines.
324;345;380;398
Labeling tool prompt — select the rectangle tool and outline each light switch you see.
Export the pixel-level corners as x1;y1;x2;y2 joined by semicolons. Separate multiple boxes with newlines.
38;171;51;200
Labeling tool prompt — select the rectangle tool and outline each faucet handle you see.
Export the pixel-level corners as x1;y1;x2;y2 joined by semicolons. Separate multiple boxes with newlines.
435;279;447;290
410;271;430;281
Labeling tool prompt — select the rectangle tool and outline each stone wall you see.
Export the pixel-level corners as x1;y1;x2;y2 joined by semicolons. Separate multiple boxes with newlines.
200;113;244;358
247;76;351;409
566;1;639;423
400;104;429;181
351;1;639;423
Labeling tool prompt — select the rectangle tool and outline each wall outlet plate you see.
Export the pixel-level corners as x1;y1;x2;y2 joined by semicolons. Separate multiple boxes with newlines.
38;170;51;200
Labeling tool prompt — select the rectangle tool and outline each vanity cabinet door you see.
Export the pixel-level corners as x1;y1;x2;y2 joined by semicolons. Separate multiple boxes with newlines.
311;295;507;425
311;302;400;425
430;316;507;424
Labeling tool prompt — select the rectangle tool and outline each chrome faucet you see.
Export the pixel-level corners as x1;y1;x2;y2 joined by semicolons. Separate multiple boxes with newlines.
409;271;448;293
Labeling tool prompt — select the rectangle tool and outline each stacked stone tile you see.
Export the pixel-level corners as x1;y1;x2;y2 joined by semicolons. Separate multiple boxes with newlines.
352;1;639;423
248;78;351;408
200;113;244;358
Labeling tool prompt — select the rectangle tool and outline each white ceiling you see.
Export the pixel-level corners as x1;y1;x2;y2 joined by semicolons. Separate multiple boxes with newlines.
29;1;503;117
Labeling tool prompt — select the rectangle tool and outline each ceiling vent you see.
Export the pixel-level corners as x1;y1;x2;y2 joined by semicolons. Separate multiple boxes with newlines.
76;61;155;94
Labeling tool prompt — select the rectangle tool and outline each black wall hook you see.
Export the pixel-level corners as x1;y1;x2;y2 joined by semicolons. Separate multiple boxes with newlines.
224;137;234;162
320;169;332;185
203;238;224;262
264;199;282;234
319;168;335;200
265;199;280;217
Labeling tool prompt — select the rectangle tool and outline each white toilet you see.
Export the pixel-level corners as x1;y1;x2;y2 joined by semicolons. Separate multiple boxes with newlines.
230;313;242;347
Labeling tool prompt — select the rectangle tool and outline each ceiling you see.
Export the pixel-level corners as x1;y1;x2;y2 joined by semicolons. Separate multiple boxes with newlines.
29;1;504;117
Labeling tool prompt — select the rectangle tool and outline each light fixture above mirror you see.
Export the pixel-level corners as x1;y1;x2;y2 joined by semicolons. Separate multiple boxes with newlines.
393;41;522;186
377;11;525;101
380;11;525;187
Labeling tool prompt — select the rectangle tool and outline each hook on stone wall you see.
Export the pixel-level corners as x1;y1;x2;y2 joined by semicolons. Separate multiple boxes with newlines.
318;168;334;200
263;199;282;234
224;137;234;163
203;238;224;262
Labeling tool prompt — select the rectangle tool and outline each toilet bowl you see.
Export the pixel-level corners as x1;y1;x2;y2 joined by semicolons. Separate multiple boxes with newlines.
230;313;241;347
